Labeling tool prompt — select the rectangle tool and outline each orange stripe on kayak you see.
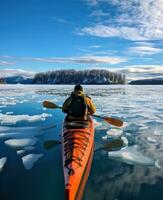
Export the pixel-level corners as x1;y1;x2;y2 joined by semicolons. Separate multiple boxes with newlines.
62;119;94;200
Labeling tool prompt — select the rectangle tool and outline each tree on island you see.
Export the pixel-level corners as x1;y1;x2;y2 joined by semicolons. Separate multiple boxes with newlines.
33;69;126;84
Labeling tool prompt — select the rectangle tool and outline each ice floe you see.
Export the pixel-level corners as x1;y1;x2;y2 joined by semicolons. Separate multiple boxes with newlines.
93;119;102;128
5;138;37;149
121;136;128;149
147;137;157;143
23;146;35;151
5;112;14;115
17;150;26;155
0;157;7;173
22;154;43;170
107;128;123;138
154;130;161;136
108;145;158;167
0;113;52;125
0;125;54;139
102;135;108;141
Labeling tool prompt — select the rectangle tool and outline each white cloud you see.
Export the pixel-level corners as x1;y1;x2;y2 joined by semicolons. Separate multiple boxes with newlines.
89;10;109;17
88;45;102;48
84;0;99;6
128;46;163;55
115;65;163;81
75;65;163;81
51;17;75;25
0;60;15;66
82;0;163;41
79;25;146;40
0;69;35;78
32;55;126;64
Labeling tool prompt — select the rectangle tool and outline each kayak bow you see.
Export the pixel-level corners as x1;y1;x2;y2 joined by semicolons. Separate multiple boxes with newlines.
62;118;94;200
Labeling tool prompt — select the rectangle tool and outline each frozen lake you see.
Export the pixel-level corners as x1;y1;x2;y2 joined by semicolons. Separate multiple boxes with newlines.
0;84;163;200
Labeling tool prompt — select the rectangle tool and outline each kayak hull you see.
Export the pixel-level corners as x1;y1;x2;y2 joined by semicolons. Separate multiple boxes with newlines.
62;118;94;200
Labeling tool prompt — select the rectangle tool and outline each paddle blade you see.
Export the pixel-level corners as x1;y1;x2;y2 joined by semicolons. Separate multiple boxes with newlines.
43;101;61;109
43;140;61;150
103;117;123;127
102;139;124;151
95;138;124;152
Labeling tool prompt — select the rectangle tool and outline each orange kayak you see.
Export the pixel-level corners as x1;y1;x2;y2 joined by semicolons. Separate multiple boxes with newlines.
62;118;94;200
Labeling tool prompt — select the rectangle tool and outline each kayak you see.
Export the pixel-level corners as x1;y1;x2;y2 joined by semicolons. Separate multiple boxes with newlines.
62;118;94;200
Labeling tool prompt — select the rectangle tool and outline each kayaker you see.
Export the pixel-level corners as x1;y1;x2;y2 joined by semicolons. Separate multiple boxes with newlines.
62;84;96;121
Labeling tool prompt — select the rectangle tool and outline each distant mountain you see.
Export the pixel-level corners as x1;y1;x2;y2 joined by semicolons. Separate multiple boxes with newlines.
129;78;163;85
4;76;34;84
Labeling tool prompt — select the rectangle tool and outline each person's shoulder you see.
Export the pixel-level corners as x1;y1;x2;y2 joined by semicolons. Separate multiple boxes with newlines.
85;94;91;100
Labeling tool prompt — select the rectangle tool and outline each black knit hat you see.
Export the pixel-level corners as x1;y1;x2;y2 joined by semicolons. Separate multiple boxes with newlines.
74;84;83;91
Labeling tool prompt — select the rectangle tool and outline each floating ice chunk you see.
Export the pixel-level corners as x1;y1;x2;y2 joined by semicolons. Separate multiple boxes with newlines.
22;154;43;170
139;124;148;130
0;113;52;125
17;150;26;155
154;130;161;136
102;135;108;141
95;125;108;130
107;129;123;138
0;157;7;172
121;136;128;149
93;119;102;128
5;138;37;149
6;112;14;115
147;137;157;143
0;105;7;108
122;122;128;128
125;132;131;136
155;160;162;169
108;145;156;166
0;125;50;139
23;146;35;151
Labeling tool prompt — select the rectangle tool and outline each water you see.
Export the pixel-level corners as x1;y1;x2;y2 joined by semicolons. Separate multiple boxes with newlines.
0;84;163;200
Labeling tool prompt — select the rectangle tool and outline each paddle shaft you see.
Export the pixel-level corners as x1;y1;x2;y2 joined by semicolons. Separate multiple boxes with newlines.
43;100;123;127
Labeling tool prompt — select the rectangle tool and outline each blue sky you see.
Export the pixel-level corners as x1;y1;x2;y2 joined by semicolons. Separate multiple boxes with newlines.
0;0;163;80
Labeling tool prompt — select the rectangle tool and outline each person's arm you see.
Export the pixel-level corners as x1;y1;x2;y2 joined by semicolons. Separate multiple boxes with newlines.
62;97;71;113
86;97;96;114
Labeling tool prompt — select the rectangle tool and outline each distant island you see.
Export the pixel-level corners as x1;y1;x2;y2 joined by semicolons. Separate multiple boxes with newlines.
34;69;126;84
129;78;163;85
0;69;126;85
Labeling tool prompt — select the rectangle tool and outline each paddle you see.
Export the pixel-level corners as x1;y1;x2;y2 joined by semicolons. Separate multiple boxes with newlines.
43;138;123;151
43;101;123;127
43;140;61;150
95;138;124;152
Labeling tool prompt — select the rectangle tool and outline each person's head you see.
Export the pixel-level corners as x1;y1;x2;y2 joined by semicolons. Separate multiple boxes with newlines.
74;84;83;92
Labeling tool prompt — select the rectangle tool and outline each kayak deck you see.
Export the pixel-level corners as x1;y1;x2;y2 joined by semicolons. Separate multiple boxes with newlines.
62;119;94;200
